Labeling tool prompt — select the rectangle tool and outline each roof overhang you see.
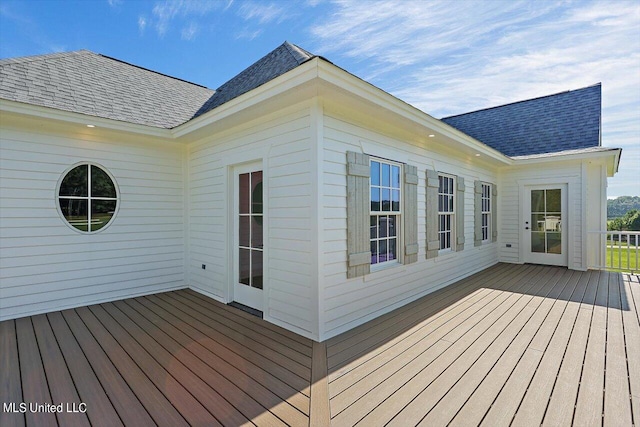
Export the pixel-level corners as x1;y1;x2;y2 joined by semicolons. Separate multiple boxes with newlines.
511;147;622;176
1;58;623;177
0;98;174;140
172;57;512;166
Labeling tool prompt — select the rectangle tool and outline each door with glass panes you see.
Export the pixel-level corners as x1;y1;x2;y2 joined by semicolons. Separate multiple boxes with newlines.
233;164;264;310
523;184;568;266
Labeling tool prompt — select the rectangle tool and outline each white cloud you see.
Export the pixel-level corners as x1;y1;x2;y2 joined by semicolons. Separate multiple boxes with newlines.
237;1;289;24
235;27;263;40
150;0;222;37
107;0;123;7
310;0;640;196
138;16;147;34
181;22;198;40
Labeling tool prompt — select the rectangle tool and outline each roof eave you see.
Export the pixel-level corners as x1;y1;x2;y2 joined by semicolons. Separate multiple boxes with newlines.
171;58;321;141
315;59;511;164
511;147;622;176
0;98;174;138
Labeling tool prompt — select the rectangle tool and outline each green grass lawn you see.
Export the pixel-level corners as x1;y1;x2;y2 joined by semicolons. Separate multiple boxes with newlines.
606;246;639;272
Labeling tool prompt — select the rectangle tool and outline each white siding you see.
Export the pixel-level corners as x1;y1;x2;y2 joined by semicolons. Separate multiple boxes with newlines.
187;104;316;338
319;114;500;339
0;122;185;321
586;162;606;268
499;162;584;269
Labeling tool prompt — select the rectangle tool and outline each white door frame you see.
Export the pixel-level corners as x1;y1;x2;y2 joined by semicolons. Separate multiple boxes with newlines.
231;161;265;311
522;183;568;267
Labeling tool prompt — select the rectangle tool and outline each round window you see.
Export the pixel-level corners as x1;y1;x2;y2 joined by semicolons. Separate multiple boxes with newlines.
58;163;118;232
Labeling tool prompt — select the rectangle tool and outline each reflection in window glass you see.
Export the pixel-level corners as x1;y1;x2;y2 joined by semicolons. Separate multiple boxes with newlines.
370;159;401;265
530;188;562;255
58;164;117;232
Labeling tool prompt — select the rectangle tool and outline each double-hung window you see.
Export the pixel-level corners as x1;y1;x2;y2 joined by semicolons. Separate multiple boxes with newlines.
438;174;455;251
481;183;492;242
370;159;401;265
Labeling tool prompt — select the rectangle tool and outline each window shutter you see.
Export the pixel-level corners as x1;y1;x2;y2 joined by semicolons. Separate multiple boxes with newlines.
425;169;439;259
474;180;483;247
492;184;498;242
346;151;371;278
456;176;465;251
404;164;418;264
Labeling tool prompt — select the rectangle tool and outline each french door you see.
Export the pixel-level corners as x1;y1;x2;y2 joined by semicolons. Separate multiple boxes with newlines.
233;164;264;310
523;184;568;266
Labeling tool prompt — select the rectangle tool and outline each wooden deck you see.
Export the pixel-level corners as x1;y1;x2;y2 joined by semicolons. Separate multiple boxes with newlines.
1;263;639;426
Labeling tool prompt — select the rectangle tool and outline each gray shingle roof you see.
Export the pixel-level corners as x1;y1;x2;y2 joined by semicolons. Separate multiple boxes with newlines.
0;41;315;129
192;42;315;118
440;84;602;157
0;50;214;128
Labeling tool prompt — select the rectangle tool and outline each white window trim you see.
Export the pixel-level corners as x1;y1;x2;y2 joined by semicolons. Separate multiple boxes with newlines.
369;157;403;269
481;182;492;243
56;162;119;234
438;173;456;253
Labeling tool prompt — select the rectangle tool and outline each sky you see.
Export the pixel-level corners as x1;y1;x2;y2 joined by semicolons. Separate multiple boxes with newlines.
1;0;638;197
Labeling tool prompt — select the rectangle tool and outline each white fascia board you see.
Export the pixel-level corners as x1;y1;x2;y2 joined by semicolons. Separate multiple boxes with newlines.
0;98;172;139
171;59;321;139
315;60;511;165
512;147;622;176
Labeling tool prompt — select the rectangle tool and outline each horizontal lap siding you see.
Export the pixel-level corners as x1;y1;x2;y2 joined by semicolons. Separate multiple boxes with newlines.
188;105;315;337
0;126;185;321
320;115;499;339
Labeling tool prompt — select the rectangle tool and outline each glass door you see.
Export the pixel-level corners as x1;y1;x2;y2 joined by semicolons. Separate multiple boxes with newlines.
234;165;263;310
524;185;568;266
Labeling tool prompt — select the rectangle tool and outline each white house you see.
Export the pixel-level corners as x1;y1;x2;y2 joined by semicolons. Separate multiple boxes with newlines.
0;42;621;341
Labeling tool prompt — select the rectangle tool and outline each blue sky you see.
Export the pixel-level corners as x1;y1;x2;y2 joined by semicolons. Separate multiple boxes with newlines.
2;0;638;197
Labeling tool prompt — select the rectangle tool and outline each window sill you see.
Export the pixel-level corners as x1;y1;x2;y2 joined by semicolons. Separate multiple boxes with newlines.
367;261;405;280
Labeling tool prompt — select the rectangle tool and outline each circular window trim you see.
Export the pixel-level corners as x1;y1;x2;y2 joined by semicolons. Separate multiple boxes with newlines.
56;162;120;234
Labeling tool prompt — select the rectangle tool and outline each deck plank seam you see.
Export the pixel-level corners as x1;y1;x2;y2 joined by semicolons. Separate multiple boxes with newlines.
431;268;571;426
327;264;538;379
56;314;130;425
354;266;557;425
149;292;312;385
95;302;241;426
477;268;578;425
184;289;313;350
163;292;312;372
615;273;637;427
136;295;311;403
414;267;565;425
329;270;533;405
538;270;593;426
506;270;583;425
110;301;256;424
43;312;103;427
79;305;200;426
177;290;313;358
117;298;305;426
570;271;602;427
139;294;311;401
326;263;517;356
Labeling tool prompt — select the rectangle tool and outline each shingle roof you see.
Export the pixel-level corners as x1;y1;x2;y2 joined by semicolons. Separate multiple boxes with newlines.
440;84;602;157
0;50;214;128
193;41;315;118
0;41;315;128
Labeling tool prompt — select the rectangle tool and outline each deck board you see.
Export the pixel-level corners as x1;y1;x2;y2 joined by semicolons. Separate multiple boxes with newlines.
2;264;639;426
621;273;640;425
30;315;90;427
603;272;634;427
421;266;568;426
0;320;25;427
15;317;57;427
